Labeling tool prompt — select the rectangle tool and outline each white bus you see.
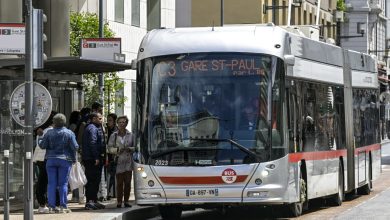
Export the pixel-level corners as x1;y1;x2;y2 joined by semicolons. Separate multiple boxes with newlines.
132;24;381;219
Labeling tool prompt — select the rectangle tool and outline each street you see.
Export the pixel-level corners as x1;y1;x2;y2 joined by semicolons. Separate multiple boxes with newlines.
147;143;390;220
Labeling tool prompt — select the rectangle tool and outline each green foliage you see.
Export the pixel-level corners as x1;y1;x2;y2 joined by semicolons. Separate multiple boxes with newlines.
69;12;126;114
70;12;114;56
337;0;346;11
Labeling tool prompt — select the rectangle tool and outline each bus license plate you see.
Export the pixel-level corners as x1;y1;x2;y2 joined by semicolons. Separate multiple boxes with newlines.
186;189;219;197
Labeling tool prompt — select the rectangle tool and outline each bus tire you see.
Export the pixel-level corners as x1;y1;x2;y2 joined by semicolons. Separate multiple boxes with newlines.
289;173;306;217
331;162;344;206
159;205;182;220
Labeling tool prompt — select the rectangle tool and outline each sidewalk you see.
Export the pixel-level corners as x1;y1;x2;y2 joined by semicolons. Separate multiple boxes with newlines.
8;195;159;220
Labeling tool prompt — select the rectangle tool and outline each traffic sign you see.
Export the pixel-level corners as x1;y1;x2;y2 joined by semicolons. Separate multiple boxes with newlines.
9;82;52;127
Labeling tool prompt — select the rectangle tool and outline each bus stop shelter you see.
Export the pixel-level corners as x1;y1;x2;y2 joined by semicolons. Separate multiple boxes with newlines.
0;56;133;210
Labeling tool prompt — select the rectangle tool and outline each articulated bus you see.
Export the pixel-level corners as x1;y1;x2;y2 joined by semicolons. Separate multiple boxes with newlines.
132;24;381;219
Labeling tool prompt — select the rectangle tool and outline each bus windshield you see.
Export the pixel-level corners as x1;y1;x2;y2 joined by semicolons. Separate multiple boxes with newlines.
137;53;285;166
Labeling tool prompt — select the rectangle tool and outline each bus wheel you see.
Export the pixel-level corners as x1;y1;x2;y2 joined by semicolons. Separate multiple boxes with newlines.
331;163;344;206
159;205;182;220
289;176;306;217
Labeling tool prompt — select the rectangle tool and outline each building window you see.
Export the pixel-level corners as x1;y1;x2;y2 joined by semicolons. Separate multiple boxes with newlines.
147;0;160;31
132;0;140;27
115;0;124;23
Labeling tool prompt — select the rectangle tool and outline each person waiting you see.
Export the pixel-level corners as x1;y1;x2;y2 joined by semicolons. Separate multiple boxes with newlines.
39;113;79;213
107;116;135;208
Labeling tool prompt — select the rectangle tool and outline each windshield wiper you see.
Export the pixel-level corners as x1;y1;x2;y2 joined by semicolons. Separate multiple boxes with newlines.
190;138;260;162
150;146;217;159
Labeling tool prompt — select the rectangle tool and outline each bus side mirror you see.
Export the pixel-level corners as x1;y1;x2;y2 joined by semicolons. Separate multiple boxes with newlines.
131;59;137;70
284;55;295;66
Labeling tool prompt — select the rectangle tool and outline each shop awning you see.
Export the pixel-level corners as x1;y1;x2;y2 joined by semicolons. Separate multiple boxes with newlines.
0;56;133;74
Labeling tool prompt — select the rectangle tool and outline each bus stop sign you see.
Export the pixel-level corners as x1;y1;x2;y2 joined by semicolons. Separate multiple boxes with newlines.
9;82;52;128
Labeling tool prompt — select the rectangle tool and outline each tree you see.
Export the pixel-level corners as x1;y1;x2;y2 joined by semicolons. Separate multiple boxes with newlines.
69;12;126;114
337;0;346;11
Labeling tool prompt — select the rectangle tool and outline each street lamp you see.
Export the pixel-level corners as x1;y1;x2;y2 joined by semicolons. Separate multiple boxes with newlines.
337;22;366;46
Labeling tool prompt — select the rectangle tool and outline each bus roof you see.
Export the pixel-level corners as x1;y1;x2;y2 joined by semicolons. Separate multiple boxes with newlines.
137;24;377;88
137;24;289;60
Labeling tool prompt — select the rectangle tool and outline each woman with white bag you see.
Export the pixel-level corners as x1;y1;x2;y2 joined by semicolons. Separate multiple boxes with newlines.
69;157;87;193
107;116;134;208
39;113;79;213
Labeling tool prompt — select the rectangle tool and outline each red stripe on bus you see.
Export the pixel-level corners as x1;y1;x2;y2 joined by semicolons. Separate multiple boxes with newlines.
159;175;248;185
0;24;24;27
289;150;347;163
355;143;381;155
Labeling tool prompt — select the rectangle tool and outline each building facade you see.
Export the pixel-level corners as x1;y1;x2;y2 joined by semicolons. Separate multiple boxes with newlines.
340;0;388;62
176;0;337;41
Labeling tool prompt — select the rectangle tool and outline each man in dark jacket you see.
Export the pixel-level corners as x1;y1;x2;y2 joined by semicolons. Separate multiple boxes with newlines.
82;112;106;210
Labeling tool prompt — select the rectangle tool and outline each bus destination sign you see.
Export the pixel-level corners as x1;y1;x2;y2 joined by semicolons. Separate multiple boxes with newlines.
156;58;267;77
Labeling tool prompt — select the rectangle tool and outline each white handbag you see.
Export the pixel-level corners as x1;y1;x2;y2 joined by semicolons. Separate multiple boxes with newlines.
69;161;87;191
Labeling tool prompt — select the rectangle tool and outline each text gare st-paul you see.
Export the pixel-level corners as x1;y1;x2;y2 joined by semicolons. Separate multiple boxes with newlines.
157;59;266;77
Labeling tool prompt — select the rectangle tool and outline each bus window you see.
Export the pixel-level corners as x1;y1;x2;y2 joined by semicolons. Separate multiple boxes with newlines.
353;89;380;148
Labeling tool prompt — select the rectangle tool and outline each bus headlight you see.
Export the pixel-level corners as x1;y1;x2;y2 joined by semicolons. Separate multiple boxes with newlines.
261;170;269;177
141;171;148;179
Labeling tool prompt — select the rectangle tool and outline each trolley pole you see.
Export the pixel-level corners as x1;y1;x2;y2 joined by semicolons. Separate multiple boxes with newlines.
24;0;34;219
3;150;10;220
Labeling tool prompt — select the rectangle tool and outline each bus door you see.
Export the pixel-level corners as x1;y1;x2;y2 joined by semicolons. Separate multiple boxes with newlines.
286;79;301;153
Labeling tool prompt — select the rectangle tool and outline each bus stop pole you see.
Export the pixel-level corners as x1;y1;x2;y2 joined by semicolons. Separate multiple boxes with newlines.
3;150;10;220
99;0;104;108
24;0;34;219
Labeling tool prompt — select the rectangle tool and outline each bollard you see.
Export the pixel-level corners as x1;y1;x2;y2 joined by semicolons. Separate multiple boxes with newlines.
3;149;10;220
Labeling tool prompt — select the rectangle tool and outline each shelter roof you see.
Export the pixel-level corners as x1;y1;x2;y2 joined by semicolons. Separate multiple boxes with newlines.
0;56;132;74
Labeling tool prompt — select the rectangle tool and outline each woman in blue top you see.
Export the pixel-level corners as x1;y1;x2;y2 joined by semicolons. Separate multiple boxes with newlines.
39;113;79;213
